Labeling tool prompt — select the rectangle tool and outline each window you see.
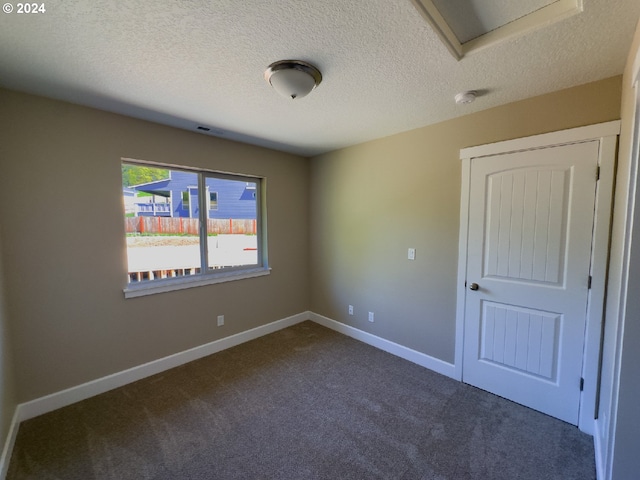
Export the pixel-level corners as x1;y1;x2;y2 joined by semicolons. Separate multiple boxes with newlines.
209;191;218;211
181;191;190;212
122;160;268;297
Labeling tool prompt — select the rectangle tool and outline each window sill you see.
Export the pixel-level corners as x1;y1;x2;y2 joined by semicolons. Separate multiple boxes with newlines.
123;267;271;299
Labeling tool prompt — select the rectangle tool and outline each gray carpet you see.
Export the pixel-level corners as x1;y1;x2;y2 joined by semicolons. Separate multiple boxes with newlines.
7;321;595;479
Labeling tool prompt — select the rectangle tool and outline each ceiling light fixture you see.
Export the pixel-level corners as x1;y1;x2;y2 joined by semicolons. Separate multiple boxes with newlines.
455;90;477;105
264;60;322;100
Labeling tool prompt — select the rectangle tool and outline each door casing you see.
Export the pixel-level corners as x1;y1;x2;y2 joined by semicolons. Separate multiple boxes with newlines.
454;121;620;434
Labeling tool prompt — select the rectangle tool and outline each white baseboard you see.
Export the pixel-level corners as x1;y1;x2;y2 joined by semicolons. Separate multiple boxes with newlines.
0;311;309;478
16;312;309;423
0;310;459;478
0;409;21;480
309;312;457;379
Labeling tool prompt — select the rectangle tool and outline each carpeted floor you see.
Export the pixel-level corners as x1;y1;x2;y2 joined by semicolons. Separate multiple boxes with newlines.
7;321;595;479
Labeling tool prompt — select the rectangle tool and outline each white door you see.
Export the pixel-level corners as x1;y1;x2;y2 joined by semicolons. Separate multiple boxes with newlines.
463;140;599;425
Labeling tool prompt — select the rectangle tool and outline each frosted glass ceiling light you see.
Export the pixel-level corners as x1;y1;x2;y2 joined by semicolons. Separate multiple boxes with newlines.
265;60;322;100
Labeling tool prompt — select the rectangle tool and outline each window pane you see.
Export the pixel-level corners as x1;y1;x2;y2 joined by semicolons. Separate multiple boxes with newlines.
182;191;189;212
205;177;258;270
124;166;201;282
209;192;218;211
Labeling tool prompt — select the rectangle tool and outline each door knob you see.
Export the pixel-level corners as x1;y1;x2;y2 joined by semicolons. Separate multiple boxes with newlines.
469;282;479;291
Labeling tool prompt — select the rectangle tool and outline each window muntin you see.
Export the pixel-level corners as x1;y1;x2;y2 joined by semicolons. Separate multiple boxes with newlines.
122;161;266;293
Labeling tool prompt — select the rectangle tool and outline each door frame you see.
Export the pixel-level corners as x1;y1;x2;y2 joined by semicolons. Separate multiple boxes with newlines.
454;121;620;434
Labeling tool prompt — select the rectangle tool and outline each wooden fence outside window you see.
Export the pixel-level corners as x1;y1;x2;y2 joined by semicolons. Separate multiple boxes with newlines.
125;217;257;235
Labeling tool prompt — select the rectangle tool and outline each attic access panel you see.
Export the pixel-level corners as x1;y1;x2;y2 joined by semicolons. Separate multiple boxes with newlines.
411;0;583;59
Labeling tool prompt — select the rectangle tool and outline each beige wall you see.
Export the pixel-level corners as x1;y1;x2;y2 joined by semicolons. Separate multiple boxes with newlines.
0;231;16;453
310;76;622;364
0;89;310;402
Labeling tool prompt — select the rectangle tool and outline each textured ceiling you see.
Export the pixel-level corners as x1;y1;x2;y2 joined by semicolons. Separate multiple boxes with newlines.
0;0;639;157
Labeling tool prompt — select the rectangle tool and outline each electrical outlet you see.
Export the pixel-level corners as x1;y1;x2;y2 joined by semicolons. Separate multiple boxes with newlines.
348;305;354;315
217;315;224;327
368;312;374;322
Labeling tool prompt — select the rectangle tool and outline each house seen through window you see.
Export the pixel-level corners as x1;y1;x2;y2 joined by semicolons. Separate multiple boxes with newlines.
122;161;264;288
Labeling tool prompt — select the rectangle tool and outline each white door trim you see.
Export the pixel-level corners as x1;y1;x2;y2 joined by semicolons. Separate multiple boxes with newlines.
454;121;620;434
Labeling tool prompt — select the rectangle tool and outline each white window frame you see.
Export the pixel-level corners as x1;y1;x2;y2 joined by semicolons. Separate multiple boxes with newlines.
122;159;269;298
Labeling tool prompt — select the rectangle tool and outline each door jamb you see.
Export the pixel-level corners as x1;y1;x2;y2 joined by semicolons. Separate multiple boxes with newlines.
454;121;620;434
